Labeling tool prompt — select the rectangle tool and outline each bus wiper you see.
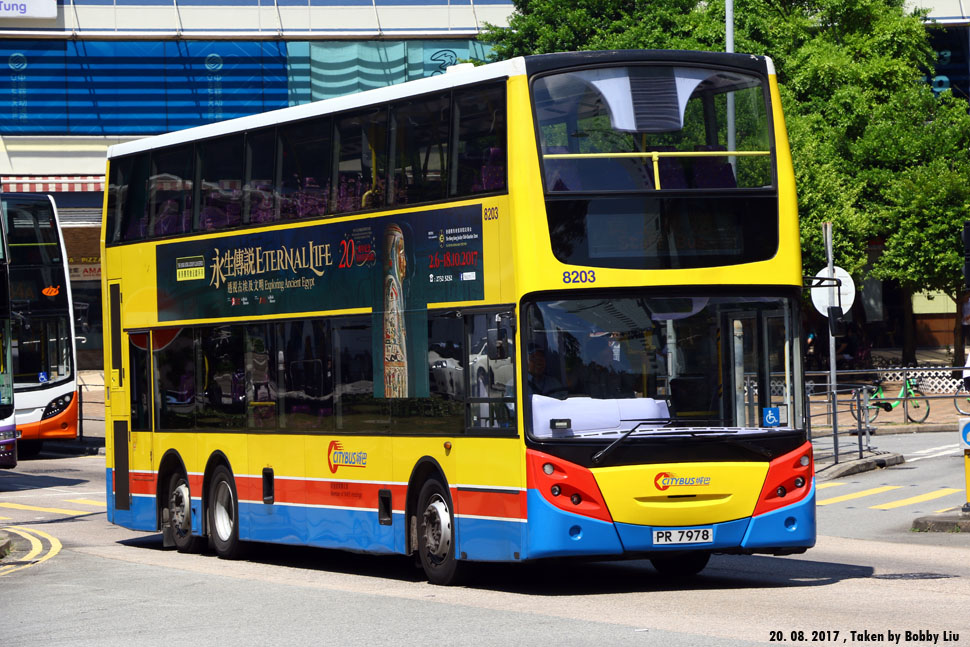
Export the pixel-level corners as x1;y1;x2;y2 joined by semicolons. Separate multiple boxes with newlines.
591;420;667;465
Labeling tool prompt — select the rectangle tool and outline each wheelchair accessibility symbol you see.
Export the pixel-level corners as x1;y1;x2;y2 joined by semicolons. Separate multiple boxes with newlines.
763;407;781;427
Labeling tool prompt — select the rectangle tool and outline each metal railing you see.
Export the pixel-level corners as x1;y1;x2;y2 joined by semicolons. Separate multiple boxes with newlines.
805;364;962;464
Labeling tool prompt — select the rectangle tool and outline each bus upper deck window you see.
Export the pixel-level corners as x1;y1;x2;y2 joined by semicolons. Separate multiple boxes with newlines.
533;65;772;193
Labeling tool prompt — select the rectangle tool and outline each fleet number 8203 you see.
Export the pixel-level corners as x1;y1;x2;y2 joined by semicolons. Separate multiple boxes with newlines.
563;270;596;284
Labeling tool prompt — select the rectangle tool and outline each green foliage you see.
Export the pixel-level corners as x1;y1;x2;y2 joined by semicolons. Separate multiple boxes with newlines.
481;0;970;303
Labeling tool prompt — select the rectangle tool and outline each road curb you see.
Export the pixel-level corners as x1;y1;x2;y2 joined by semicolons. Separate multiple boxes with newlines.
816;452;905;480
912;513;970;533
869;423;954;435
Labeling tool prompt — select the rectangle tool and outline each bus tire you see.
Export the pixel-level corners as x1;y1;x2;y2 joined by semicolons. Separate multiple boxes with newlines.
416;477;462;585
650;551;710;577
167;472;203;553
208;465;243;559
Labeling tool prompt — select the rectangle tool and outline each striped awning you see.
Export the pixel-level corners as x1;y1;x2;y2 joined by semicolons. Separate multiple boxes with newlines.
1;176;105;193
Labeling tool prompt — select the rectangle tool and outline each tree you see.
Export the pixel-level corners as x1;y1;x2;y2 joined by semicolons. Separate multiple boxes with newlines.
482;0;970;365
859;87;970;366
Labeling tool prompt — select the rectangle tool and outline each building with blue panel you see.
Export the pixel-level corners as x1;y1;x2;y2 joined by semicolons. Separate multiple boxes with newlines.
0;0;511;367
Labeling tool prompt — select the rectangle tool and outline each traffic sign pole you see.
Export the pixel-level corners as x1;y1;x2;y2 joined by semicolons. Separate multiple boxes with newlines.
824;223;838;444
961;419;970;514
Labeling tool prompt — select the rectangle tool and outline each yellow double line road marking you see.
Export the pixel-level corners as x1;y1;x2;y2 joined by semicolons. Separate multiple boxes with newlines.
64;499;107;508
0;502;91;515
0;526;62;576
816;484;964;510
817;485;902;506
870;488;963;510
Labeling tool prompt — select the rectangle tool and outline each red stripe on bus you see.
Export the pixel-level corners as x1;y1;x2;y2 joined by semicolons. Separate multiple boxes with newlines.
115;470;524;521
128;473;157;496
454;489;526;520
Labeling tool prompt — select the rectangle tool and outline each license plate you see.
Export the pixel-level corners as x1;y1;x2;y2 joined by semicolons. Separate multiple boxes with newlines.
652;527;713;545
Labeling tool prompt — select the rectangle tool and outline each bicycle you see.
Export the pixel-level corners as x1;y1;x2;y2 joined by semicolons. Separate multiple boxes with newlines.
848;376;930;424
953;381;970;415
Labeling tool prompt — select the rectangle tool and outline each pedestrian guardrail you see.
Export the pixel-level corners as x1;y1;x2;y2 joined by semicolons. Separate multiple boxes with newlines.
806;365;965;464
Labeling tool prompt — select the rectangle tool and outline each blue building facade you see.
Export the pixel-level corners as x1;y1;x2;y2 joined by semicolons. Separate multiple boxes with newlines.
0;0;511;367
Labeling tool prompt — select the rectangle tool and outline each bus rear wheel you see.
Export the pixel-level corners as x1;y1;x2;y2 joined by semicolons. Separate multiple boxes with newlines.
650;551;710;577
208;465;243;559
167;472;203;553
416;477;462;585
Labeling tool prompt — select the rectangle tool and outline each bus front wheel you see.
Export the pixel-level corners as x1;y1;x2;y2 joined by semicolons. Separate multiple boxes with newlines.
650;551;710;577
208;465;243;559
416;477;462;585
167;472;203;553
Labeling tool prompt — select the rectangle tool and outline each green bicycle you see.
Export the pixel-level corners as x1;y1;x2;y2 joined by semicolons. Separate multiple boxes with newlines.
848;376;930;424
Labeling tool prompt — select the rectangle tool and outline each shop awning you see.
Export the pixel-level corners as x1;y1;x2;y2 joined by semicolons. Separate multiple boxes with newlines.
1;176;104;193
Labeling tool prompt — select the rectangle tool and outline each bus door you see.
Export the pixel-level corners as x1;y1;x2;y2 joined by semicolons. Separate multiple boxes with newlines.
762;309;794;428
107;281;130;511
454;310;521;562
725;312;760;427
725;309;792;428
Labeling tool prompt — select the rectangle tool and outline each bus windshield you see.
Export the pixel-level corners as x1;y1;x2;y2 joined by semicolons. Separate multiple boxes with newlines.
533;65;778;270
2;195;75;390
522;293;801;439
533;65;773;192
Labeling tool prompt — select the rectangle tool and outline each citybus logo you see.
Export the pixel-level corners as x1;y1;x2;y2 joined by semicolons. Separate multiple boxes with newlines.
654;472;712;491
327;440;367;474
42;285;60;296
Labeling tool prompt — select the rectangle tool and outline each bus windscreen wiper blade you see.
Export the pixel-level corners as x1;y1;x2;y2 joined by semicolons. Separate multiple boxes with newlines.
591;421;753;465
591;420;667;465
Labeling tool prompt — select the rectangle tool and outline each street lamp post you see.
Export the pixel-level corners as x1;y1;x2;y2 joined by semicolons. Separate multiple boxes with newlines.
726;0;736;168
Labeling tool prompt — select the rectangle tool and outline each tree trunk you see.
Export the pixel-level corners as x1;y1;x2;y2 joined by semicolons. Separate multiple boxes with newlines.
954;291;968;378
901;286;916;366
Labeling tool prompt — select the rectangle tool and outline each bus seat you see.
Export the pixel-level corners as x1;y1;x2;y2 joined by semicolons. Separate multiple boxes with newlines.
669;375;717;419
692;145;736;188
647;146;688;190
478;147;506;191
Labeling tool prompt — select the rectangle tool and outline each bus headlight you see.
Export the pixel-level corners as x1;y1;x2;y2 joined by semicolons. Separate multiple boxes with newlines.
42;392;74;420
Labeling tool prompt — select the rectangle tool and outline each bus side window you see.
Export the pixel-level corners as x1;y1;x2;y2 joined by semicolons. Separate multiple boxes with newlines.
391;94;450;206
197;325;246;430
118;153;150;243
279;118;332;221
149;144;195;238
333;316;388;433
335;109;388;213
198;134;245;232
129;333;151;431
153;328;196;431
244;127;280;225
466;312;515;429
245;324;277;430
453;84;507;197
425;313;465;433
276;320;334;432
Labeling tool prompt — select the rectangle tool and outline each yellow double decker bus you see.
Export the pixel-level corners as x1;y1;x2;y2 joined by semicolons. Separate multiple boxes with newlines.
102;50;813;584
